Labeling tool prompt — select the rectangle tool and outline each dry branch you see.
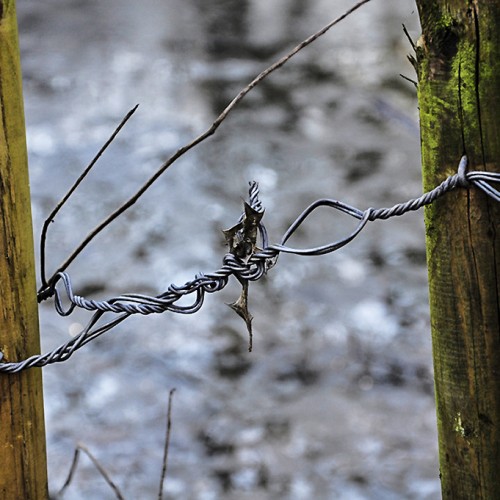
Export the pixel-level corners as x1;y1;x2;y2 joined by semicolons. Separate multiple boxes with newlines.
39;0;374;294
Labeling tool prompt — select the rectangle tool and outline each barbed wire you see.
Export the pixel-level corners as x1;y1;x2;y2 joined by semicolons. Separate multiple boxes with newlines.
0;156;499;373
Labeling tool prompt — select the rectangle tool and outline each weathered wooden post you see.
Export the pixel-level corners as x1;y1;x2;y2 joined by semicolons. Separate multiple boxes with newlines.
0;0;48;497
415;1;500;497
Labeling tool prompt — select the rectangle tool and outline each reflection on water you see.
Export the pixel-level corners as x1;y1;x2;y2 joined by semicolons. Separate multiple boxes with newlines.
18;1;440;498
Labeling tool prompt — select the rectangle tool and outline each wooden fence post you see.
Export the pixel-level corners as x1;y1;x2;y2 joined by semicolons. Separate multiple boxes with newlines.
0;1;48;498
415;1;500;497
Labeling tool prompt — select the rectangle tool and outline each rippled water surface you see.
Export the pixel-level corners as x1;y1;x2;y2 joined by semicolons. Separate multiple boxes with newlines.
18;0;439;498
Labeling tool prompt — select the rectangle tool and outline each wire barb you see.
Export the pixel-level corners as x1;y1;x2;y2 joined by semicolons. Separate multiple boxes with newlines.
1;157;499;373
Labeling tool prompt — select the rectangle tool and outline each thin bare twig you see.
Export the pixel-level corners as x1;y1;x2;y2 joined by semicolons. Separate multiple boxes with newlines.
158;388;176;500
399;73;418;88
40;104;139;289
56;446;80;497
56;443;125;500
402;23;416;52
41;0;374;291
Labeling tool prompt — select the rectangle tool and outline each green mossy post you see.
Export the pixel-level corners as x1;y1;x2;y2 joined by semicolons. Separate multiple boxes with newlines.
415;1;500;498
0;1;48;498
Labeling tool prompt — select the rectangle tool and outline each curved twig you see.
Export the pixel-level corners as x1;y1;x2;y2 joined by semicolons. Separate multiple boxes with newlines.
40;105;139;288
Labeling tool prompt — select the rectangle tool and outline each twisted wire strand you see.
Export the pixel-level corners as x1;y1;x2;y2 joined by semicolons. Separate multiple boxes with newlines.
1;157;499;373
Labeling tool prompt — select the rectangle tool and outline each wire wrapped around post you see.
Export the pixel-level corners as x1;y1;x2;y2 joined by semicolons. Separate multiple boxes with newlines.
0;157;499;373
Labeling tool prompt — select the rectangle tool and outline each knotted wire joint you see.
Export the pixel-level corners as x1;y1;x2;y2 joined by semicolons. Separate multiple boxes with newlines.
45;181;272;320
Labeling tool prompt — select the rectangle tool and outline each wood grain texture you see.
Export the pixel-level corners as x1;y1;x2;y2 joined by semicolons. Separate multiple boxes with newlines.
0;1;48;498
416;1;500;498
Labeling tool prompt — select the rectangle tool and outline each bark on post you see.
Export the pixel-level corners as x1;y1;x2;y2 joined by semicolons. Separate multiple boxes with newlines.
415;1;500;498
0;1;48;498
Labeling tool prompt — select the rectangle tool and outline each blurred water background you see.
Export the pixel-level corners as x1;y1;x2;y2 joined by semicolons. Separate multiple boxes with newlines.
18;0;440;498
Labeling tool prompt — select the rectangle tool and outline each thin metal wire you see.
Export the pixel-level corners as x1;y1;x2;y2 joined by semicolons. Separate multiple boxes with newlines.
1;157;499;373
